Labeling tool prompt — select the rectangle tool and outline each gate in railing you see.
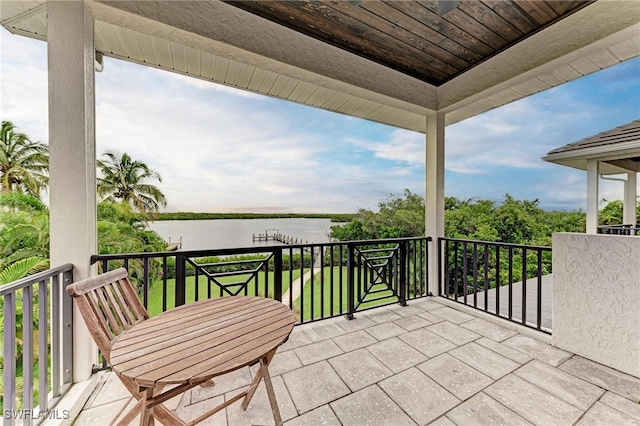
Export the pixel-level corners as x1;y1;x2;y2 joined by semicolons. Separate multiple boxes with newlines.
1;264;74;425
91;237;430;324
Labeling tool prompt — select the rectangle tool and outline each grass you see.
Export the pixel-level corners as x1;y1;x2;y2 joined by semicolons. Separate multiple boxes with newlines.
146;270;300;316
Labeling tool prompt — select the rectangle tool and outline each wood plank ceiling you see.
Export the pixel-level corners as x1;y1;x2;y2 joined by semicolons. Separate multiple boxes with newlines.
224;0;594;86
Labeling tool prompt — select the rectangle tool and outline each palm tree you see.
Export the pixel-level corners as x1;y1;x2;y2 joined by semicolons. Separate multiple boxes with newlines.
0;120;49;197
97;152;167;219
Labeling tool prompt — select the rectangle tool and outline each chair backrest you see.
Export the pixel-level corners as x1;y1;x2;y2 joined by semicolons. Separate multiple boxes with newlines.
66;267;149;363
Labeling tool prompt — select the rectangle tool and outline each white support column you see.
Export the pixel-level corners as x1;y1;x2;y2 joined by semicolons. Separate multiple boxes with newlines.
623;172;637;225
586;160;599;234
47;0;98;382
425;113;445;296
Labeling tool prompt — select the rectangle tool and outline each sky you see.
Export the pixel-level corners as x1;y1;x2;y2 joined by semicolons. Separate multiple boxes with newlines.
1;26;639;214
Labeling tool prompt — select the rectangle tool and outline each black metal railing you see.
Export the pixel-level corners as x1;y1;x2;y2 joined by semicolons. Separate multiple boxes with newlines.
597;223;639;236
438;238;552;333
91;237;431;324
1;264;74;424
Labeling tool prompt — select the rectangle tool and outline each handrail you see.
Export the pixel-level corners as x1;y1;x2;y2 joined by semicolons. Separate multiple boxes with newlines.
2;264;74;425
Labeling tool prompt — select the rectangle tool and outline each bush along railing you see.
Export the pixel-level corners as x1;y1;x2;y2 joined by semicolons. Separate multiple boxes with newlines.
438;238;552;333
90;237;431;325
1;264;74;425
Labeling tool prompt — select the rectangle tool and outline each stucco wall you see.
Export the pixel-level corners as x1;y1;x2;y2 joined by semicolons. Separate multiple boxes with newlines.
552;233;640;378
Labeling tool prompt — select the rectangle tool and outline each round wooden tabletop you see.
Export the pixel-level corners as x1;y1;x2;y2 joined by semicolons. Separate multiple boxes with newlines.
110;296;295;388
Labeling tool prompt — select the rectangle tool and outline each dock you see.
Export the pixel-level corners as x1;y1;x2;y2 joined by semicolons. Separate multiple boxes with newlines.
252;230;309;245
167;236;182;251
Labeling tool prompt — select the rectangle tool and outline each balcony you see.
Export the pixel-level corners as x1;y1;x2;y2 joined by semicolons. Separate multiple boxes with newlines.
75;298;640;425
2;236;639;425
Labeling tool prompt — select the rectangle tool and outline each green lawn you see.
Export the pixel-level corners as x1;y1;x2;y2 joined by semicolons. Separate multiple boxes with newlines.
146;270;300;316
293;266;398;322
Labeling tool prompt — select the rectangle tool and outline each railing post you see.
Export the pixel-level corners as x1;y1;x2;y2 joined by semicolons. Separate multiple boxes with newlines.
398;241;407;306
345;243;355;320
62;269;74;386
274;249;283;302
175;254;186;307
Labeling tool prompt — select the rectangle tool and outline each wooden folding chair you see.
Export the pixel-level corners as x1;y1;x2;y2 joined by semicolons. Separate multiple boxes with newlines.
67;268;291;426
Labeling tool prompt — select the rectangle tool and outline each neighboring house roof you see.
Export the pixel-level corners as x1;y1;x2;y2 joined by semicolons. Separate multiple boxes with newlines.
542;119;640;174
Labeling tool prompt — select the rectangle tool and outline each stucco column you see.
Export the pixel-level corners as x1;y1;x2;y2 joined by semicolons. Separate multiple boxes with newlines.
586;160;599;234
47;0;98;382
624;172;637;226
425;113;445;296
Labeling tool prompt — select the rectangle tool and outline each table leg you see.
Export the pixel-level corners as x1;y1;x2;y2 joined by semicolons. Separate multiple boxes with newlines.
241;348;277;410
260;356;283;426
140;387;156;426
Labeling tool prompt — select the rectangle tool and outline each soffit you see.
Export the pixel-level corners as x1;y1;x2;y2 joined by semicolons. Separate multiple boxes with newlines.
1;1;639;133
222;1;592;87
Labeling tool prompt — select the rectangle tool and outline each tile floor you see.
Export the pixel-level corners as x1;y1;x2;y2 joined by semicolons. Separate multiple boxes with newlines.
73;297;640;425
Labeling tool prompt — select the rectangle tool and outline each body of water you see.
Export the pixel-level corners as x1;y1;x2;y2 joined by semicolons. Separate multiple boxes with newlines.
147;218;338;251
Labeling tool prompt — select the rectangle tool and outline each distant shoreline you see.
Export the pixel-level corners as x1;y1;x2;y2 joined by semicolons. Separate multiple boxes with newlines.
157;212;356;222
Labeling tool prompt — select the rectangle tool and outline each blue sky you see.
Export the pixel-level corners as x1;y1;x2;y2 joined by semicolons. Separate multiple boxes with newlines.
1;27;639;213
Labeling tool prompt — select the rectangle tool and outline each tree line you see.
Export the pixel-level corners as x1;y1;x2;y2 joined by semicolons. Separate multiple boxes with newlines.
1;120;168;284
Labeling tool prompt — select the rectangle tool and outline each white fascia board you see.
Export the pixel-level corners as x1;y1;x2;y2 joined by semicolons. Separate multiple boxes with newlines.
89;0;438;115
542;141;640;163
438;1;640;113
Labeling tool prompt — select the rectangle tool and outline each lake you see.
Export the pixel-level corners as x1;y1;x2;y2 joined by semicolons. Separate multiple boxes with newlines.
147;218;339;251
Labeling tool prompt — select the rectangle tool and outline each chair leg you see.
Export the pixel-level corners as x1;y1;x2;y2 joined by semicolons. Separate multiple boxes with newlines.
260;356;283;426
241;349;277;410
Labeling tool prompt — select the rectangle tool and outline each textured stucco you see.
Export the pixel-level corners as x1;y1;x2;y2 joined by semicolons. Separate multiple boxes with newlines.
552;233;640;378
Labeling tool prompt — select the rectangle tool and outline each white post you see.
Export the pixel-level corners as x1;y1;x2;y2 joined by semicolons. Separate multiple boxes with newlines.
623;172;637;226
425;113;445;296
586;160;599;234
47;0;98;382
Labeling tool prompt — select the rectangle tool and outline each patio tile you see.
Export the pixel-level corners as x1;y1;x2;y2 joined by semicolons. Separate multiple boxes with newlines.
330;385;415;426
559;356;640;402
576;401;640;426
387;304;428;317
366;322;406;340
332;315;376;332
363;308;403;324
393;314;433;331
429;416;457;426
600;391;640;420
461;318;518;342
300;320;346;342
74;397;132;426
514;360;604;410
294;339;343;365
379;367;459;425
411;298;446;312
191;368;252;402
331;385;417;426
475;337;533;364
332;329;377;352
426;321;481;346
418;353;493;401
268;350;304;377
85;372;130;408
284;405;341;426
225;376;297;425
449;342;519;380
502;334;572;367
398;328;456;358
418;311;446;323
110;397;140;426
445;392;532;426
282;361;350;414
367;337;428;373
485;374;583;425
328;348;393;391
430;307;475;324
175;394;227;425
280;327;312;351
